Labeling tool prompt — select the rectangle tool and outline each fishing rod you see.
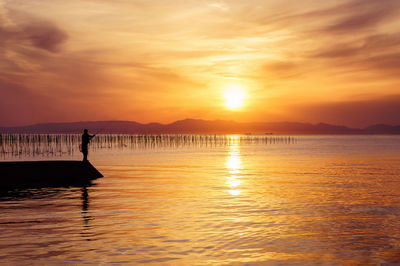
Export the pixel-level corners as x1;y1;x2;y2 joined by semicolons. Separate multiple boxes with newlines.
93;128;104;135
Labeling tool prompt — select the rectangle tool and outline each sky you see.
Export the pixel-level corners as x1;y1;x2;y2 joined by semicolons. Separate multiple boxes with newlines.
1;0;400;127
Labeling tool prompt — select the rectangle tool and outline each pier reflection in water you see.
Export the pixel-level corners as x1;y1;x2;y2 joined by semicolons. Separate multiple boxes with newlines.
1;135;400;264
0;183;95;241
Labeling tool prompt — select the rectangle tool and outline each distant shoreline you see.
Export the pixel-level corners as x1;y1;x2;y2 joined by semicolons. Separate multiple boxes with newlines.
1;119;399;135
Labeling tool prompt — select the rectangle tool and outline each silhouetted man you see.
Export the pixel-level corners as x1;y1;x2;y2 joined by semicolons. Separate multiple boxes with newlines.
81;129;95;162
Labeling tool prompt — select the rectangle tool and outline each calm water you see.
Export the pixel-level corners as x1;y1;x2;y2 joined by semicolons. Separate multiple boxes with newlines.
1;135;400;265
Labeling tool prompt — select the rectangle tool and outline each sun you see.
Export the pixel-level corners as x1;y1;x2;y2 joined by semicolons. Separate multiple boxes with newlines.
224;85;246;109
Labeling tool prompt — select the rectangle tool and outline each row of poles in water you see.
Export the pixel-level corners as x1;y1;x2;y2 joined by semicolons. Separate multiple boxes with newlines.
0;133;297;158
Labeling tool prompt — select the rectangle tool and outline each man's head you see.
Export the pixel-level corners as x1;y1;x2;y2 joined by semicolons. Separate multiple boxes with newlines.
84;129;88;134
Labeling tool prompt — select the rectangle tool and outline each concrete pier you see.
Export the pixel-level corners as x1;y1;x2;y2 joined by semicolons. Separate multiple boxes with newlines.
0;161;103;189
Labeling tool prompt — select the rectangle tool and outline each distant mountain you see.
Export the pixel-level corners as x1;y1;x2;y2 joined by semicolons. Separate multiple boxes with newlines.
363;124;400;134
0;119;399;134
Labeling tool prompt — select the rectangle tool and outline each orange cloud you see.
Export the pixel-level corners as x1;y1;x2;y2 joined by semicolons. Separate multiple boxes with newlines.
1;0;400;126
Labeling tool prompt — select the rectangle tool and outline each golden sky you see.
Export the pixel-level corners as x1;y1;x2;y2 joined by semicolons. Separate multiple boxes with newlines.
1;0;400;127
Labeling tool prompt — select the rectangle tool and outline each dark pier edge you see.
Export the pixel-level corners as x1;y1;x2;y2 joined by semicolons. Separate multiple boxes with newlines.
0;161;103;189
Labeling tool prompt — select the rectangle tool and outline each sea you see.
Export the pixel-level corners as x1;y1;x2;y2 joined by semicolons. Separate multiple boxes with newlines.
1;134;400;265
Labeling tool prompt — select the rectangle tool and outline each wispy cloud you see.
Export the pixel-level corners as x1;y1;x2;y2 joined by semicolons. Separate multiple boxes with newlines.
1;0;400;126
323;0;399;33
0;11;68;52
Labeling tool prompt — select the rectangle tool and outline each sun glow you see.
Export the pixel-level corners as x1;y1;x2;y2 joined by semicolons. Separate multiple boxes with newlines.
224;85;246;109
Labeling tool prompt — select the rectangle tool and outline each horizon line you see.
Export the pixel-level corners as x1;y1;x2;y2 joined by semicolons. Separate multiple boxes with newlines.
1;118;399;130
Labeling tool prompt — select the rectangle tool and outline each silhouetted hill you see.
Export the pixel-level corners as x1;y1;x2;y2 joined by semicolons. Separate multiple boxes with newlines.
363;124;400;134
0;119;399;134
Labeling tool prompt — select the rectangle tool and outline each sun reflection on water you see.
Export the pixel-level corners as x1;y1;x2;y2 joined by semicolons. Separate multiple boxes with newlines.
226;136;242;196
2;135;400;264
